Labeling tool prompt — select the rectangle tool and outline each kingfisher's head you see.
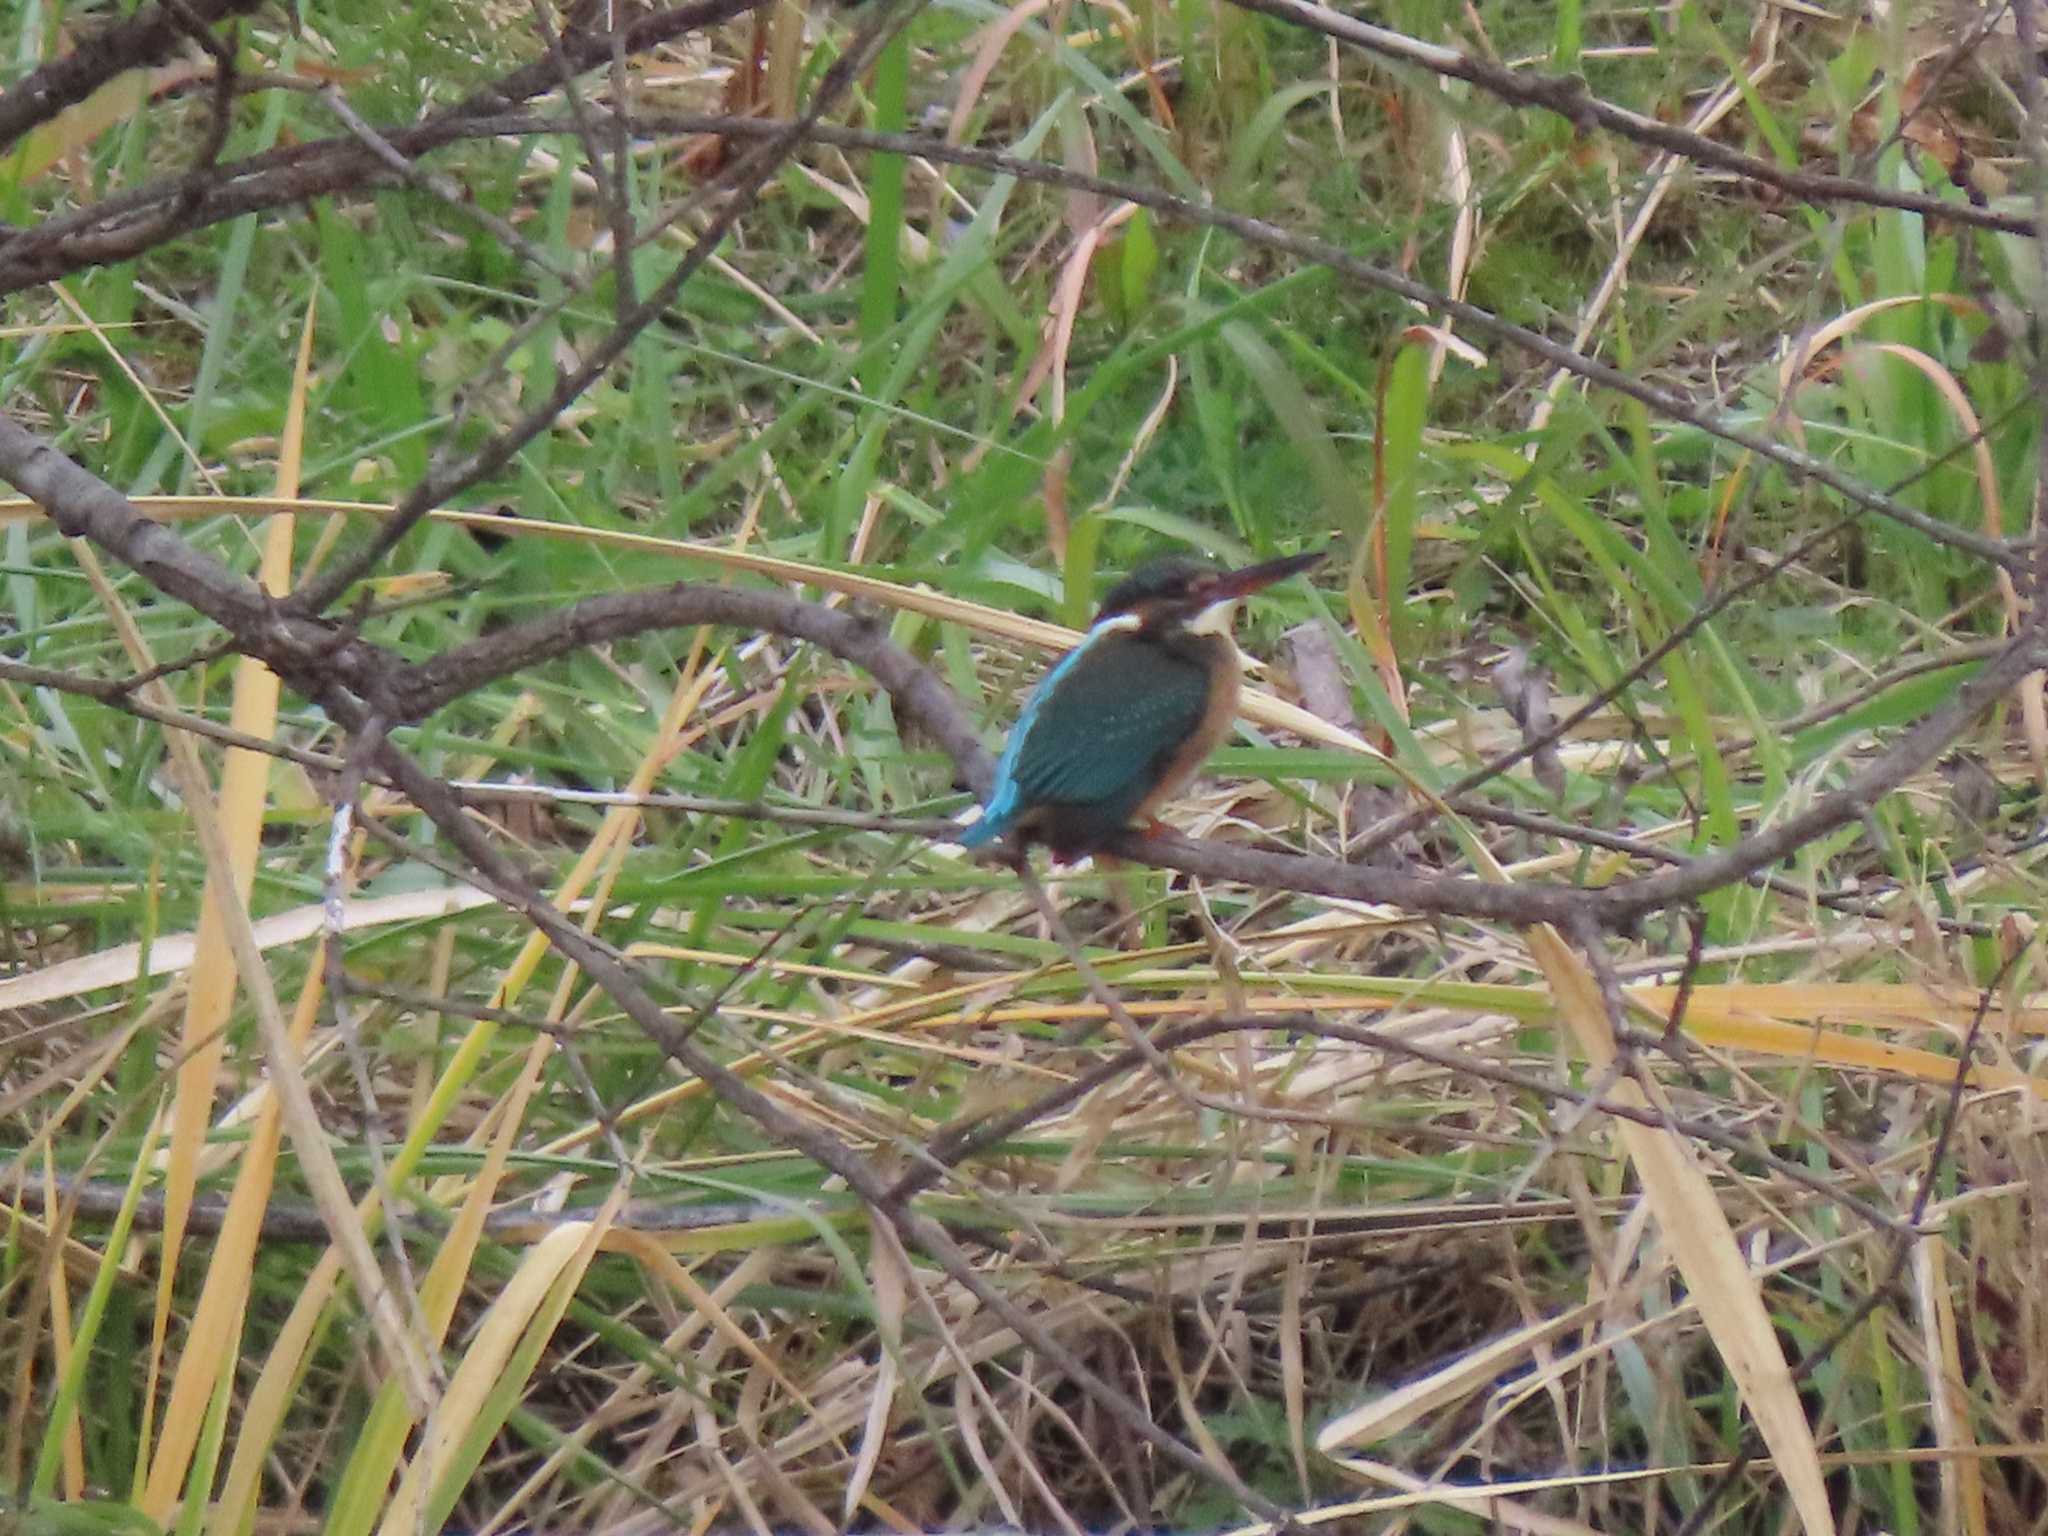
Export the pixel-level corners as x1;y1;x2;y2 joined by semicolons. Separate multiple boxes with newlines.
1094;550;1323;637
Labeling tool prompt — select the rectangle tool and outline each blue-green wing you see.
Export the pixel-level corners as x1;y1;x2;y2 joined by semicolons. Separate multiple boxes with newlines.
1005;633;1208;808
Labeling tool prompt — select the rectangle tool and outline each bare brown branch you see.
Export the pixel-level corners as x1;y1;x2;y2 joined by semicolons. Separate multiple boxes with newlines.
0;107;2022;574
0;0;263;155
285;0;934;617
4;410;2034;941
1226;0;2030;237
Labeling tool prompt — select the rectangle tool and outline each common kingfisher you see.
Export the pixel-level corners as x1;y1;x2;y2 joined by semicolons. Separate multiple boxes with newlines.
959;550;1323;861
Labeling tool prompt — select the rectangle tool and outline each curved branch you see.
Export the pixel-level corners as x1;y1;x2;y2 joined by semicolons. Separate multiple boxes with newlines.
0;416;356;691
0;421;1599;934
285;0;933;617
0;408;2030;938
1227;0;2030;237
380;572;2038;929
357;732;1308;1533
455;0;771;116
0;0;263;155
0;0;769;288
1122;627;2038;927
0;0;762;162
5;110;2014;574
393;583;996;794
1587;628;2044;916
384;585;1579;925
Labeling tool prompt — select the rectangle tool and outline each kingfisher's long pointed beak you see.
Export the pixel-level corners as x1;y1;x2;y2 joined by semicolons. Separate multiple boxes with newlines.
1201;549;1323;602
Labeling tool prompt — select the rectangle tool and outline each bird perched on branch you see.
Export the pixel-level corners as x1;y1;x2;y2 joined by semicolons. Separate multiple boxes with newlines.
959;550;1323;861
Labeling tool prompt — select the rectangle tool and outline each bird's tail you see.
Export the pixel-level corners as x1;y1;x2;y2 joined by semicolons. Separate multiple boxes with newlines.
956;788;1017;849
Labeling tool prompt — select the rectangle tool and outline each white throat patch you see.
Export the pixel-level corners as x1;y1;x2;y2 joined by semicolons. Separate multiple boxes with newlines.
1186;599;1238;637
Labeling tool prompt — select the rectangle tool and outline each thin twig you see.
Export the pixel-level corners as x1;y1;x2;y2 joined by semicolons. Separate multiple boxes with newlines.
0;655;346;771
353;726;1311;1534
1352;389;2039;864
0;108;2025;578
0;0;264;154
897;1012;1915;1235
321;714;432;1330
321;87;569;280
525;0;636;316
285;0;935;618
7;409;2040;935
1226;0;2032;236
1672;953;2012;1536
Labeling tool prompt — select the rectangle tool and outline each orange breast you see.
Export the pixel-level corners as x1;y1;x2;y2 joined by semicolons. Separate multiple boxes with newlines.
1132;634;1240;822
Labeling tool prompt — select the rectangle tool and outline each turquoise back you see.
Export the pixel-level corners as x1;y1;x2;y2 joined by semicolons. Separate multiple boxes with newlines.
995;630;1211;855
